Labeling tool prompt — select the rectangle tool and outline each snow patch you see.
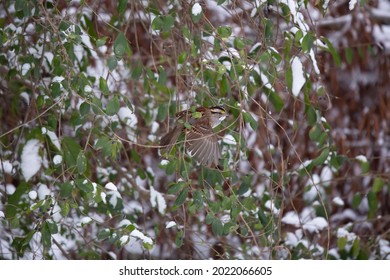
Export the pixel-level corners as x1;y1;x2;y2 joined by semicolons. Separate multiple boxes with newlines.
53;155;63;165
166;221;176;229
192;3;202;16
150;186;167;214
21;139;42;182
291;57;306;96
28;190;38;200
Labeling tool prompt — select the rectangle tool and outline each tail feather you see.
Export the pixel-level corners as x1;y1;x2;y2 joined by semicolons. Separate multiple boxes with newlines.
160;125;182;155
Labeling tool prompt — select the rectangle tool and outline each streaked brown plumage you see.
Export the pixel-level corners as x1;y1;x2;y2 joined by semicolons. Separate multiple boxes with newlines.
160;106;227;166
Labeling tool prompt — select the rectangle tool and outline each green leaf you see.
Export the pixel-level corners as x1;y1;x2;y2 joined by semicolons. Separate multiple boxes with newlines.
114;32;131;59
302;32;315;52
217;26;232;39
107;56;118;71
92;96;103;114
60;182;73;198
312;147;329;166
243;111;258;130
75;179;94;193
321;36;341;67
99;77;109;95
51;82;61;98
345;47;353;64
77;151;87;174
151;16;163;31
12;230;34;256
352;238;360;258
60;201;70;216
306;105;317;125
367;190;378;218
352;192;362;209
268;91;284;112
62;137;82;168
237;176;251;195
211;218;224;236
174;188;188;206
264;19;273;41
337;236;347;250
162;15;174;32
372;177;384;193
234;37;246;50
6;182;28;219
98;229;111;240
106;97;120;116
285;66;293;92
41;221;53;250
79;102;90;116
167;181;185;195
175;230;184;247
96;37;107;47
118;0;127;14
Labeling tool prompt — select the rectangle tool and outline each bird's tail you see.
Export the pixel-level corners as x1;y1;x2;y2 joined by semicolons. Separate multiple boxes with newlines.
160;125;182;156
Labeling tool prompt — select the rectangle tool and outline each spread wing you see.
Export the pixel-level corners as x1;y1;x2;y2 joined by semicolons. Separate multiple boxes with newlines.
185;123;221;166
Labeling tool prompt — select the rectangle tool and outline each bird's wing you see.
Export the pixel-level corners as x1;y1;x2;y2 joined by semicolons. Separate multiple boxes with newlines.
186;124;220;166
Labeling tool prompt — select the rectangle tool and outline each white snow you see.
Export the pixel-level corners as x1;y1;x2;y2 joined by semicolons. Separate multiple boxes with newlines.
265;200;279;215
130;229;153;245
0;211;4;219
223;134;237;145
21;139;42;182
281;211;300;226
37;183;50;199
291;57;306;96
42;127;61;150
21;63;31;76
105;182;118;191
120;235;130;245
355;155;368;162
118;219;132;227
118;107;138;128
150;186;166;214
332;196;345;206
80;216;92;226
28;190;38;200
379;239;390;260
349;0;357;10
5;184;15;195
53;154;63;165
105;182;122;208
166;221;176;229
0;160;14;174
302;217;328;233
100;192;107;204
192;3;202;16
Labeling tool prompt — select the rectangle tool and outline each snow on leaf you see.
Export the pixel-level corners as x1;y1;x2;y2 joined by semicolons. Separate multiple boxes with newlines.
349;0;357;10
150;186;167;214
130;229;153;246
53;155;63;165
291;56;306;97
118;107;138;128
42;127;61;150
21;139;42;182
28;191;38;200
303;217;328;233
192;3;202;16
332;196;345;206
166;221;177;229
37;183;50;199
105;182;118;191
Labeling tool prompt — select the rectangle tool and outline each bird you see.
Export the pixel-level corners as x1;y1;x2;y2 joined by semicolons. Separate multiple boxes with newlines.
160;106;228;166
